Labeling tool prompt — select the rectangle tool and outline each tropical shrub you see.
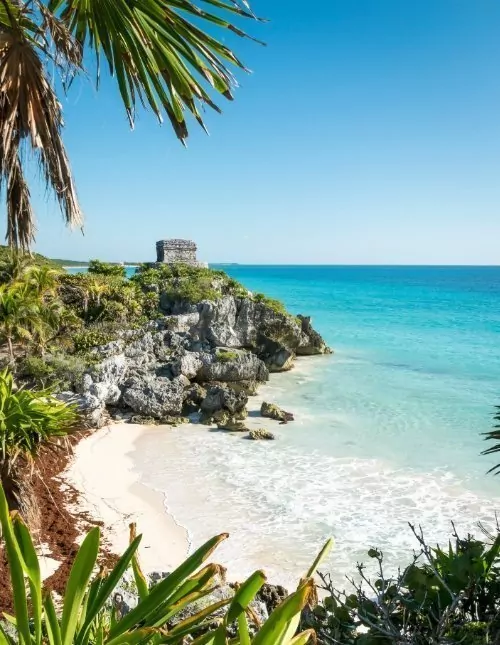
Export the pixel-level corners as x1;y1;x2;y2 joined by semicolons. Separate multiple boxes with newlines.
0;283;42;361
88;260;127;278
306;523;500;644
73;329;117;353
0;369;78;482
253;293;288;316
0;248;62;284
133;265;251;306
20;353;88;391
0;481;331;645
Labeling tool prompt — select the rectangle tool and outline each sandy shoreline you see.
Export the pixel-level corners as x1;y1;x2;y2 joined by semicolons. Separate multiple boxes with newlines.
60;390;287;579
62;423;189;574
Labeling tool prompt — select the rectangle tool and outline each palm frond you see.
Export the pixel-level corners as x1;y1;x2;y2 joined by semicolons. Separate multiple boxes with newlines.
5;154;35;249
48;0;265;142
481;406;500;474
0;12;83;249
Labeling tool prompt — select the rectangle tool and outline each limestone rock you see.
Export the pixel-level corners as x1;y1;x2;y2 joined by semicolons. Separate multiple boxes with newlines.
174;296;330;372
201;384;248;415
91;339;125;358
260;401;294;423
57;391;107;428
248;428;275;440
197;349;269;383
256;584;288;614
171;351;203;380
217;418;249;432
296;315;333;356
122;376;185;419
83;354;128;406
183;383;207;414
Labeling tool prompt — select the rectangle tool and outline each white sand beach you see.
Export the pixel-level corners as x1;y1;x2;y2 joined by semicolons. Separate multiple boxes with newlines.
59;392;287;580
62;423;189;574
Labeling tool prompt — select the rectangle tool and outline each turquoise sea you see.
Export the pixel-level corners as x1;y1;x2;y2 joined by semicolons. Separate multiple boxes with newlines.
80;265;500;584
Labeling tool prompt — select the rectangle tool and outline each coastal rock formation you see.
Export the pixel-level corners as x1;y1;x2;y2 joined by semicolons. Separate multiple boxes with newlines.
72;268;330;427
196;349;269;383
200;384;248;416
122;376;185;418
261;401;294;423
159;296;330;372
57;391;107;428
83;354;128;405
248;428;275;440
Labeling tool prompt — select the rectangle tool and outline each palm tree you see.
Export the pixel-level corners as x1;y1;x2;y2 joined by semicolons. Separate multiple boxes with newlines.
0;283;42;361
0;0;263;249
0;250;32;284
26;264;61;297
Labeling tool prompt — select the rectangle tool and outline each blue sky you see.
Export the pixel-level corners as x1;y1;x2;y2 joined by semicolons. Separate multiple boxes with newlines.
29;0;500;264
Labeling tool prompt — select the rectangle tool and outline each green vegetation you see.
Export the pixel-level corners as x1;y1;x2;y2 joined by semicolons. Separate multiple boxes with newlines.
307;523;500;644
88;260;127;278
0;247;63;274
0;267;68;362
0;370;77;494
482;406;500;473
73;328;117;353
216;350;239;363
253;293;288;316
1;0;262;249
0;480;330;645
21;354;88;391
133;264;224;304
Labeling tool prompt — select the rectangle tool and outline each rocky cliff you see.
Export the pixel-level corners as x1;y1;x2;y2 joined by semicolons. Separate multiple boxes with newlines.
60;269;332;428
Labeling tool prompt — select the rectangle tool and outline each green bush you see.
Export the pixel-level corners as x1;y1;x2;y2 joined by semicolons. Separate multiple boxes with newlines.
88;259;126;278
133;264;249;304
307;524;500;644
253;293;288;316
73;329;116;352
20;356;55;384
0;369;78;475
21;353;88;391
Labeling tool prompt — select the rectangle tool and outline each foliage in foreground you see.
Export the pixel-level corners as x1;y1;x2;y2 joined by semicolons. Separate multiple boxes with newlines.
307;523;500;644
0;482;331;645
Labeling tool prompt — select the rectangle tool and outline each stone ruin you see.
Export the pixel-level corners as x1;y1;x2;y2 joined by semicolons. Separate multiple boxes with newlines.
155;239;206;267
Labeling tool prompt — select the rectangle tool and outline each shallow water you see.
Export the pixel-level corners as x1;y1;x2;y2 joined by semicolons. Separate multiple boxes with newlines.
133;265;500;587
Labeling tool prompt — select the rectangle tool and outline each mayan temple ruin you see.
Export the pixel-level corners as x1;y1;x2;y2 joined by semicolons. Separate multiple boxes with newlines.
155;239;206;267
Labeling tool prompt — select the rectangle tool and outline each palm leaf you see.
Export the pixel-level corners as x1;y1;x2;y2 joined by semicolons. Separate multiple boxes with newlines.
482;406;500;474
48;0;264;142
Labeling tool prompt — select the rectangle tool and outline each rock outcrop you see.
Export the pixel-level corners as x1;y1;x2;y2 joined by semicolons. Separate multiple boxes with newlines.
75;290;330;427
160;295;331;372
260;402;294;423
122;376;185;419
248;428;275;440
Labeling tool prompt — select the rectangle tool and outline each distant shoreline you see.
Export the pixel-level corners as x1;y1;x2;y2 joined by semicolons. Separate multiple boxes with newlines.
63;264;140;269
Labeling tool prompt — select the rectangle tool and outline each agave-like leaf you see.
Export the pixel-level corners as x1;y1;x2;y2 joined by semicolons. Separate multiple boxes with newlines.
0;486;31;645
252;580;315;645
13;516;43;645
60;527;100;645
129;523;149;602
303;539;334;581
108;532;229;637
